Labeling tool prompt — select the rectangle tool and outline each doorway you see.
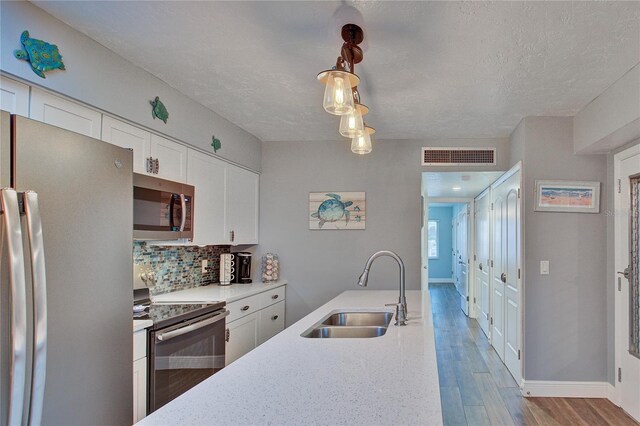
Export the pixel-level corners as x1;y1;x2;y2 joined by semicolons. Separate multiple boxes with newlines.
614;144;640;422
422;166;523;384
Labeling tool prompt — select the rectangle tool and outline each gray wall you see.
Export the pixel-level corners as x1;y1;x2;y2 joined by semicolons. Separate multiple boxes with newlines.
260;137;509;325
510;117;608;381
0;1;262;171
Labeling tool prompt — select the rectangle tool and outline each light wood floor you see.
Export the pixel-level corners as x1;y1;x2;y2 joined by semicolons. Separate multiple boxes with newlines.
429;282;638;426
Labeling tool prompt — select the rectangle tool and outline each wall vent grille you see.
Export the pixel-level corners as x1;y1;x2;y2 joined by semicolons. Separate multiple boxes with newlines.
422;147;496;166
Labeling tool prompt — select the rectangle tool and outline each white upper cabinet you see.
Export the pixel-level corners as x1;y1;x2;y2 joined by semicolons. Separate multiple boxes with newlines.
0;76;29;116
187;149;227;245
30;88;102;138
101;116;150;174
226;166;259;245
150;134;187;183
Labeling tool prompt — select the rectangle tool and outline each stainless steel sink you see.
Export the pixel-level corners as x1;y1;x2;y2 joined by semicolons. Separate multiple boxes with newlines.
302;326;388;339
301;310;393;338
321;312;393;327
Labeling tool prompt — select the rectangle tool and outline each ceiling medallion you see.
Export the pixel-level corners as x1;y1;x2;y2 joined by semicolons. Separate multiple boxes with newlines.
318;24;374;154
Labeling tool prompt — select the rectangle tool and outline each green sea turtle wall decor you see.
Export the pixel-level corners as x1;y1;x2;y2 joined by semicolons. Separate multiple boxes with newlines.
150;96;169;123
211;136;222;152
309;192;365;230
14;30;65;79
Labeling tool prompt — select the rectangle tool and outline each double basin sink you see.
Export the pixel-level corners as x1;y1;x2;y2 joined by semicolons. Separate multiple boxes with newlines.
301;311;393;339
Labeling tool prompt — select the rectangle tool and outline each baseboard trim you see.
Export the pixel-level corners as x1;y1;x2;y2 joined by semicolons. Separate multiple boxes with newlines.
429;278;454;283
521;380;609;398
607;383;618;405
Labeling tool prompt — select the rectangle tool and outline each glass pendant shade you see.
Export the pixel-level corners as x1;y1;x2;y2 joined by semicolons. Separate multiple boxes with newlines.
322;73;355;115
351;131;372;155
339;106;365;138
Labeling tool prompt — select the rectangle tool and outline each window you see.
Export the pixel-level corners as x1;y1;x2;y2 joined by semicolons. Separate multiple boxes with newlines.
427;220;439;259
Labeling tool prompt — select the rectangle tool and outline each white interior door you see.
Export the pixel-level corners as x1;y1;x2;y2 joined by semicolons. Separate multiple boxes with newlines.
502;172;522;384
452;217;457;284
459;207;469;315
475;190;491;338
491;190;506;361
616;146;640;422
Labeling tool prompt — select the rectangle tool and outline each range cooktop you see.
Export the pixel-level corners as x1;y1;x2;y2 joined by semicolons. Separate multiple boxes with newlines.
134;300;226;330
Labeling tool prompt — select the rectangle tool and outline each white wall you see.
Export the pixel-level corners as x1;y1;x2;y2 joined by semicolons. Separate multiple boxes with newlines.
0;1;262;171
510;117;608;382
574;63;640;155
260;137;509;325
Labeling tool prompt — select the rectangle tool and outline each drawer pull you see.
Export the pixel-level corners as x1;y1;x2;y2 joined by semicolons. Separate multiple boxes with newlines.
241;305;250;311
271;315;279;321
272;294;279;300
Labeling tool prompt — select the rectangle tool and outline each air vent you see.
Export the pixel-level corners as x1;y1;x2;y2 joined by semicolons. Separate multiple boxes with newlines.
422;147;496;166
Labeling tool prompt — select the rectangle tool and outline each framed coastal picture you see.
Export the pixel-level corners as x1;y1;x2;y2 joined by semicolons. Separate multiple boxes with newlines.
309;192;365;230
534;180;600;213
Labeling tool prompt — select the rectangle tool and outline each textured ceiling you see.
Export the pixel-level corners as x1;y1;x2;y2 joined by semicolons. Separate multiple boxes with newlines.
33;1;640;142
423;171;505;198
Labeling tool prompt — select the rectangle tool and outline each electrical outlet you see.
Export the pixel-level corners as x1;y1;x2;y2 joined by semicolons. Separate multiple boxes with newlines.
202;259;208;273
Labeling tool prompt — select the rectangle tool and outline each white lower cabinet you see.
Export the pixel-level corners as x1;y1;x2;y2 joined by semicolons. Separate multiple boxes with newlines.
225;286;286;365
258;301;285;344
133;357;147;423
226;311;260;366
133;328;148;423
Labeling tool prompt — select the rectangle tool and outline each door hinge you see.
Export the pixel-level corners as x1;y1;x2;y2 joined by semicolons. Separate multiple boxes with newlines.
617;179;622;194
466;296;470;302
618;277;622;292
490;317;493;325
490;260;494;267
517;188;521;199
491;203;494;210
225;328;230;342
518;268;521;279
474;254;477;261
518;349;521;360
473;297;476;304
618;367;622;382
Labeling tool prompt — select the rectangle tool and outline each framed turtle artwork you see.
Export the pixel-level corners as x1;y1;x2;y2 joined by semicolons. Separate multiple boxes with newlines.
309;192;366;230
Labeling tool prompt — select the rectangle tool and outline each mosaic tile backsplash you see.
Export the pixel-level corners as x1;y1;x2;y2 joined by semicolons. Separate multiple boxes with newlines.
133;242;231;296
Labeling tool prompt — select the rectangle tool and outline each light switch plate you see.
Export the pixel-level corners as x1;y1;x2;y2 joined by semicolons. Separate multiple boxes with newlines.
202;259;208;273
540;260;550;275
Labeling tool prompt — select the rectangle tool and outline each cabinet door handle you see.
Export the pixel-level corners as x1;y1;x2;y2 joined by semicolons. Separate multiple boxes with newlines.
271;294;279;300
479;263;483;271
271;315;279;321
225;328;230;342
241;305;250;311
155;158;160;174
501;272;507;283
230;230;235;242
146;157;153;173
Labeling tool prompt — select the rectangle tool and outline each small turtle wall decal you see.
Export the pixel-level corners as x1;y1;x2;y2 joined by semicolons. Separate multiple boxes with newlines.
310;193;354;229
14;30;65;79
150;96;169;123
211;135;222;152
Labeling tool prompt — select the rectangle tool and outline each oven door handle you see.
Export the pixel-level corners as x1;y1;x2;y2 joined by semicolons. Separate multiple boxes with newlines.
156;310;229;342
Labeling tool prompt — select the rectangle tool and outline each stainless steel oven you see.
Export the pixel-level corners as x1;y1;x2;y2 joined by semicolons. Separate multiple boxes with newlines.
133;173;194;240
147;303;228;412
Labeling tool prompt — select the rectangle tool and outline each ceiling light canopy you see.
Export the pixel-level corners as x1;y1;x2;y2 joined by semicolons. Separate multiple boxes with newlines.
318;23;375;154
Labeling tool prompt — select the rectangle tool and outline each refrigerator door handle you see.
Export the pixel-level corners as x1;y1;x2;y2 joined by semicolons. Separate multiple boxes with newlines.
179;194;187;232
1;189;28;426
23;191;47;426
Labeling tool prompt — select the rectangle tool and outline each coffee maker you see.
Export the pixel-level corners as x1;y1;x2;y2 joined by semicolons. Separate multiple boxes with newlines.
233;252;252;283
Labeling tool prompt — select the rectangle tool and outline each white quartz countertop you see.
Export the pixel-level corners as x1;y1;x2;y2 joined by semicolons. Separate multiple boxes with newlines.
138;289;442;426
133;319;153;333
151;281;288;304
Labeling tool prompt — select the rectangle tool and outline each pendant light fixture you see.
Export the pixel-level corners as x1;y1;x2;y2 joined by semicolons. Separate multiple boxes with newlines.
318;23;375;154
351;124;375;155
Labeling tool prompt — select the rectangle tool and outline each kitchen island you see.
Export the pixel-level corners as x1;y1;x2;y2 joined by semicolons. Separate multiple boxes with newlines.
137;289;442;425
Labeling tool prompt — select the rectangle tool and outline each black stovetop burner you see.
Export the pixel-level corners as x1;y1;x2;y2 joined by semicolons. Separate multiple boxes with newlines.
134;300;226;330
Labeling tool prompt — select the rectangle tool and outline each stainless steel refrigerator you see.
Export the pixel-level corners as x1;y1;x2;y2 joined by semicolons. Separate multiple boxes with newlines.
1;111;133;425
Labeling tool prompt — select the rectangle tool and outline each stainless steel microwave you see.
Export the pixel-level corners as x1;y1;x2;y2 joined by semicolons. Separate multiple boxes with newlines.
133;173;194;240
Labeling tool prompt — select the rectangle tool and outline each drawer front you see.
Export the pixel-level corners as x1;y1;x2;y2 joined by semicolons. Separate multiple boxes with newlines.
133;330;147;361
227;293;262;323
259;301;285;344
259;286;286;309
